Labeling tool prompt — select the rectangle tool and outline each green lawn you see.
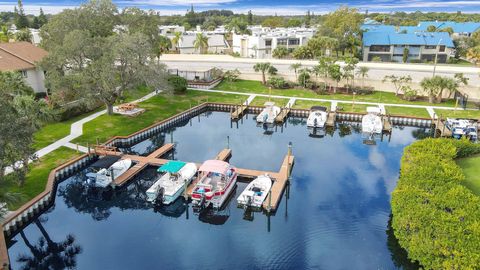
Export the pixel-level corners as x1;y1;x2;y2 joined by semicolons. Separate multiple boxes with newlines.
293;100;331;110
386;106;431;118
435;109;480;119
1;147;80;210
215;80;467;108
337;103;369;113
457;155;480;196
250;96;287;107
72;91;245;145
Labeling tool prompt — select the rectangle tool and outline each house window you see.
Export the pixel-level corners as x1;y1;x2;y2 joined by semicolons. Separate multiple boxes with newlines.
265;40;272;46
424;45;436;49
369;45;390;52
20;70;27;78
288;39;300;45
277;39;287;46
439;45;446;52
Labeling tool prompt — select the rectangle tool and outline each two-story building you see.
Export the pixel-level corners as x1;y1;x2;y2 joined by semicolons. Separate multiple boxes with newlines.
0;42;48;93
362;32;454;63
232;27;316;59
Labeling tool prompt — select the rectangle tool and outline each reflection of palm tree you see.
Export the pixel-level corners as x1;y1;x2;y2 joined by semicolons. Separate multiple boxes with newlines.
17;219;82;269
338;123;352;137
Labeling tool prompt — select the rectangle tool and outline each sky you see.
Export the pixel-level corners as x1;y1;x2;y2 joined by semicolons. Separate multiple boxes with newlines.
1;0;480;16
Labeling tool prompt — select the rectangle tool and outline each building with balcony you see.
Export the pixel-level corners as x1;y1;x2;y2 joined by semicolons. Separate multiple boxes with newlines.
362;32;454;63
232;27;316;59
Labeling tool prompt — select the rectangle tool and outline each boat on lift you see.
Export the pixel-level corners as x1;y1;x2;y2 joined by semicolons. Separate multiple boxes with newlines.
86;158;132;188
191;160;237;210
146;161;197;204
446;118;478;141
362;107;383;134
237;174;272;209
307;106;328;128
256;102;281;124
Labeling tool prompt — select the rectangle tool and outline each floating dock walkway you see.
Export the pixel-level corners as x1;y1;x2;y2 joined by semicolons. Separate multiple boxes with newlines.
326;111;336;127
433;118;453;137
274;98;295;123
94;144;294;212
382;115;393;133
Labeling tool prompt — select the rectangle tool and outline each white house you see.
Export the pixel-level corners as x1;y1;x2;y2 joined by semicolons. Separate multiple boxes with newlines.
0;42;48;93
159;25;185;36
177;32;230;54
232;26;316;58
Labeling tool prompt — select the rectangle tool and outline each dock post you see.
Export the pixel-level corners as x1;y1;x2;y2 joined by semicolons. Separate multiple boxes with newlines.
184;179;188;200
287;142;292;178
96;137;99;146
87;143;90;156
227;135;230;149
267;190;272;213
170;132;173;144
76;144;79;153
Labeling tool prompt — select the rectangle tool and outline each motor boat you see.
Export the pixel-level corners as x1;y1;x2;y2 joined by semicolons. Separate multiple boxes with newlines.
191;160;237;210
362;107;383;134
465;124;478;142
237;174;272;209
86;158;132;188
146;161;197;204
446;118;469;139
256;102;281;124
307;106;328;128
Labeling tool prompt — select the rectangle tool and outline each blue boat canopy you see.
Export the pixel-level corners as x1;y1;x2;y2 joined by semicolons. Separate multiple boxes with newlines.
158;161;186;173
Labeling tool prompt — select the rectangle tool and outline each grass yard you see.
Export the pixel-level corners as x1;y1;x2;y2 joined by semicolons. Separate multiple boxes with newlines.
386;106;431;118
457;155;480;196
337;102;369;113
435;109;480;119
1;147;80;210
250;96;288;107
72;90;245;145
215;80;468;108
293;100;331;110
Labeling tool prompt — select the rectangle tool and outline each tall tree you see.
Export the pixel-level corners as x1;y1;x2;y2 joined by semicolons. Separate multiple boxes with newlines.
289;63;302;80
38;8;48;26
14;28;31;42
15;0;29;29
247;10;253;25
253;62;274;84
171;31;182;53
356;66;369;88
321;6;362;55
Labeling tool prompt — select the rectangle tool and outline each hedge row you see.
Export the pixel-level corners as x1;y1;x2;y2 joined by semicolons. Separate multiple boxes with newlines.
391;138;480;270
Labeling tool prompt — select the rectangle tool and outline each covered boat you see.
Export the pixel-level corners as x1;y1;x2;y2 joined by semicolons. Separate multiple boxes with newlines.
256;102;281;124
191;160;237;210
307;106;328;128
237;174;272;209
86;158;132;188
362;107;383;134
146;160;197;204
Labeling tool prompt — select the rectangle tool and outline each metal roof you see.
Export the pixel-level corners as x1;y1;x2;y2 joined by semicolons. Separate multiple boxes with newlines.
363;31;454;47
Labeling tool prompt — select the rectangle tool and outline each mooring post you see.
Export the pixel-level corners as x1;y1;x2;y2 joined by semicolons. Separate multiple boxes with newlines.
170;132;173;144
96;137;99;146
76;144;79;153
87;142;90;156
287;141;292;178
267;190;272;213
227;135;230;149
184;179;188;200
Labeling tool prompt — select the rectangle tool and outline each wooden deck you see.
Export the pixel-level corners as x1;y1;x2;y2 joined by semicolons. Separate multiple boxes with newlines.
262;155;294;211
326;112;336;127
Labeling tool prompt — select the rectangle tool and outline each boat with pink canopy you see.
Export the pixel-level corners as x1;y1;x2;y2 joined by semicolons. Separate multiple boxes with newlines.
191;160;237;210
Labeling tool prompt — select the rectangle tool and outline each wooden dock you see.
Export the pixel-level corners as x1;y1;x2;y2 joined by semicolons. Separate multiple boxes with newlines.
274;107;291;123
96;143;294;212
231;104;248;120
382;115;392;133
326;111;336;127
434;119;453;137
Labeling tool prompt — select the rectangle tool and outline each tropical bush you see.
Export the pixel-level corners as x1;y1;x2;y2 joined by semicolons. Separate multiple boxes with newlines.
168;75;187;94
272;46;289;59
267;76;287;89
391;138;480;270
224;69;241;82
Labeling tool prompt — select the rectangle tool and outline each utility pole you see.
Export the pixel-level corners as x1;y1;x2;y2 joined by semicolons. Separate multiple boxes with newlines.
432;38;443;77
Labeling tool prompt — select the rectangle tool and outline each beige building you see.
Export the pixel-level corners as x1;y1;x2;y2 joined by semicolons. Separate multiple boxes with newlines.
0;42;48;93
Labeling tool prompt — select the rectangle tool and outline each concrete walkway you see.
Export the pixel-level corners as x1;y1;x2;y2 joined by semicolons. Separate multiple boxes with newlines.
190;87;477;112
286;98;296;108
245;94;256;105
5;91;159;174
426;107;437;119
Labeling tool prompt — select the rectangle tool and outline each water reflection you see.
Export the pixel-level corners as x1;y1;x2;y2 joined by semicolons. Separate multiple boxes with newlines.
7;112;426;270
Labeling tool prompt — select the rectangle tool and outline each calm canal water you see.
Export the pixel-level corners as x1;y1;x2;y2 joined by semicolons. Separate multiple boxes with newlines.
7;111;430;270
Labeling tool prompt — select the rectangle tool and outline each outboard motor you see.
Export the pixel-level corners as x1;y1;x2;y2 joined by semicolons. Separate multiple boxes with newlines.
314;118;318;127
157;187;165;205
263;113;268;123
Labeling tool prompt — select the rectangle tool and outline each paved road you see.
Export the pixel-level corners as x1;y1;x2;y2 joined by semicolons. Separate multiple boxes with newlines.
161;54;480;100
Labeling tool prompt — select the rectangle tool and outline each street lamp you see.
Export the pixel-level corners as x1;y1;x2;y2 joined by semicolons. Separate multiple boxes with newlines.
432;38;443;77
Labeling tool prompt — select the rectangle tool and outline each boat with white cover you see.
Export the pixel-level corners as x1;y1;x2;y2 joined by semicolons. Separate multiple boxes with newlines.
307;106;328;128
146;161;197;204
191;160;237;210
86;159;132;188
237;174;272;209
362;107;383;134
256;102;281;124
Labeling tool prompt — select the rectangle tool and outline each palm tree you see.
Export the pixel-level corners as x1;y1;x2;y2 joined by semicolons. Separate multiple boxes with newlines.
356;66;369;89
467;46;480;65
171;32;182;53
253;62;272;84
153;36;171;64
421;76;457;103
194;33;209;54
290;63;302;81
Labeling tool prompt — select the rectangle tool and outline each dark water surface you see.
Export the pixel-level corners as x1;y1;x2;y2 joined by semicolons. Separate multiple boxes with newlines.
7;112;430;270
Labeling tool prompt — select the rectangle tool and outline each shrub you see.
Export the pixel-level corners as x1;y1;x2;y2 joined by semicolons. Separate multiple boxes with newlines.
409;59;422;63
224;69;241;82
168;75;187;94
267;76;287;88
371;56;382;62
391;138;480;270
